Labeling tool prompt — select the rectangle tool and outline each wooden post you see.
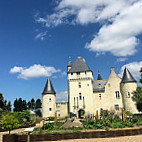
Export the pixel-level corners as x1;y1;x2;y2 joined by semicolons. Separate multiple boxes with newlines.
54;112;57;125
95;110;98;120
122;108;126;122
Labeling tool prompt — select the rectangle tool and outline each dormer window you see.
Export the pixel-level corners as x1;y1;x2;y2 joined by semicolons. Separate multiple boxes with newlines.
49;98;51;102
77;72;80;75
71;73;73;75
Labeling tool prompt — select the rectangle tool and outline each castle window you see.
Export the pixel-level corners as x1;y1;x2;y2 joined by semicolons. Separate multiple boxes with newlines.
85;72;86;74
114;104;119;110
49;108;52;111
78;82;81;88
79;93;82;100
99;94;101;100
128;92;131;98
77;72;80;75
49;98;51;102
115;91;120;99
71;73;73;75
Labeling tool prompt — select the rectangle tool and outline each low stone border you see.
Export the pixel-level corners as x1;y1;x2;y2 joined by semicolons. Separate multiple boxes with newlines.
3;127;142;142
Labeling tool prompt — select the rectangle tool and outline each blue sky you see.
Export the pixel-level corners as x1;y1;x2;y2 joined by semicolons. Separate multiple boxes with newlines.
0;0;142;104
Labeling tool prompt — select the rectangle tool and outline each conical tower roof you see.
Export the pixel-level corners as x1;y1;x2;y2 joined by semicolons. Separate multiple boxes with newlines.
121;68;136;83
67;57;72;67
97;73;102;80
42;78;56;95
68;57;92;73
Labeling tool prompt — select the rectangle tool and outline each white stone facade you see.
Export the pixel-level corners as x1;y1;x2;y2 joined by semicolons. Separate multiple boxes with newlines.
42;57;138;119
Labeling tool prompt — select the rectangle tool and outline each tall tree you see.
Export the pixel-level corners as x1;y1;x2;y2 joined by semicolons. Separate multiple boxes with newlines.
7;101;12;112
22;100;27;111
27;101;31;109
140;67;142;84
31;98;35;110
35;99;42;109
0;93;6;110
132;86;142;111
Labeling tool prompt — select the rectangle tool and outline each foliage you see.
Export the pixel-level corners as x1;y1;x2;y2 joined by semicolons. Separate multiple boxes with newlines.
35;99;42;109
132;86;142;111
13;98;27;112
0;93;6;110
0;114;19;134
6;101;12;112
140;67;142;84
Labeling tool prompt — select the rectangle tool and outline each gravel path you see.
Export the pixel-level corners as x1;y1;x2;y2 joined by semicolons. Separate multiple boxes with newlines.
48;135;142;142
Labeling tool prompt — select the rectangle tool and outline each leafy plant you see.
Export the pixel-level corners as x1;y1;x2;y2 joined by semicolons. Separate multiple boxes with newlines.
1;114;19;134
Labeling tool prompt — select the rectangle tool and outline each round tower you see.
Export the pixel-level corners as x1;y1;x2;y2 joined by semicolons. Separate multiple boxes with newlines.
42;78;56;118
120;68;138;114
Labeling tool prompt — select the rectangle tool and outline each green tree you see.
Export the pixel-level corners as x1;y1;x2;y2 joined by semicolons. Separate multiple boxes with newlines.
132;86;142;111
7;101;12;112
140;67;142;84
35;99;42;109
1;114;19;134
27;101;31;109
0;93;6;110
31;98;35;110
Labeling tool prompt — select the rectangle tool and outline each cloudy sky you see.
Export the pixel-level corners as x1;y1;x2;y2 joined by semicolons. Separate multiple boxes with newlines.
0;0;142;104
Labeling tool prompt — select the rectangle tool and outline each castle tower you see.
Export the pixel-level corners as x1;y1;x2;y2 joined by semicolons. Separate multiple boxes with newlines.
67;56;94;117
42;78;56;118
67;57;72;72
120;68;138;114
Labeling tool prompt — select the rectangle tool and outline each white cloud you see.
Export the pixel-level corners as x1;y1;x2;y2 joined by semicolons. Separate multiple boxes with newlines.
35;31;47;40
119;61;142;79
10;64;61;79
116;58;128;62
56;91;68;102
86;2;142;56
61;71;66;77
35;0;142;57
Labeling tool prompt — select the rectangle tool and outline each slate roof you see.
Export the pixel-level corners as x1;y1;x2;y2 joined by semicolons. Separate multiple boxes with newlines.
121;68;136;83
93;80;107;92
68;57;92;73
68;58;72;67
42;78;56;95
97;73;103;80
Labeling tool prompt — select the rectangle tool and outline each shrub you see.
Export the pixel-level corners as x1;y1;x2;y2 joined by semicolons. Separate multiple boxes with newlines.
42;123;54;130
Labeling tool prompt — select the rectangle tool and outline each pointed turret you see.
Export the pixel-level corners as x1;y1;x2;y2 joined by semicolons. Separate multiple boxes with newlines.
42;78;56;95
97;73;102;80
67;57;72;72
121;68;136;83
67;57;72;67
42;78;56;118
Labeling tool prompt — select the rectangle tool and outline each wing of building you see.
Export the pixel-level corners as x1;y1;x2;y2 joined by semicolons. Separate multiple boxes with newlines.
42;57;138;119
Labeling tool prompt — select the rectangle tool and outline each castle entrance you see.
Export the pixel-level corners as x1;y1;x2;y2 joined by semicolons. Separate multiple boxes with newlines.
78;109;85;118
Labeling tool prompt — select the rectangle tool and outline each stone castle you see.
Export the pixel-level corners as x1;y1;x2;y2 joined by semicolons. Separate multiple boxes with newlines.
42;57;138;118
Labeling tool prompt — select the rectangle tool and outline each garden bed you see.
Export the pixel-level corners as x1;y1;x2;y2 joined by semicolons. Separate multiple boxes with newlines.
3;126;142;142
